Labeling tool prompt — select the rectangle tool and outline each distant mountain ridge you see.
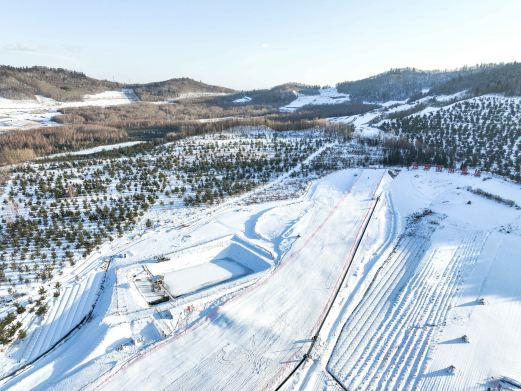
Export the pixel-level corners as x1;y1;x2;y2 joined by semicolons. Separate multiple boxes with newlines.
2;62;521;104
0;66;234;102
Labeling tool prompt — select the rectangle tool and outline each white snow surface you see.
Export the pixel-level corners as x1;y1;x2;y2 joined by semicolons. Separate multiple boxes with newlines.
95;169;382;390
160;259;250;297
328;110;381;138
146;236;271;297
280;88;350;112
46;141;144;158
0;269;105;378
0;89;137;130
2;168;382;390
233;96;252;103
326;91;477;138
3;167;521;391
299;169;521;391
434;90;469;102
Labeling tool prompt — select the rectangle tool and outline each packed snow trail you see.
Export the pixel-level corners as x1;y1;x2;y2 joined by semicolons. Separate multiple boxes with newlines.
328;219;487;390
94;169;383;391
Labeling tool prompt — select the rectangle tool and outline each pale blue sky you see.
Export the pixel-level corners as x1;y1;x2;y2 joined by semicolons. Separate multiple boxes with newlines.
1;0;520;89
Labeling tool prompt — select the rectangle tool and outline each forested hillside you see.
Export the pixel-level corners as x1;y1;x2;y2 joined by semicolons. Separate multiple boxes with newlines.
0;66;120;101
0;66;233;102
336;68;459;102
337;63;521;102
430;62;521;97
130;77;234;101
214;83;321;107
379;95;521;181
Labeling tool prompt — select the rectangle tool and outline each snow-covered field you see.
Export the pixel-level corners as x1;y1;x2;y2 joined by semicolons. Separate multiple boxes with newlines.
1;128;520;390
328;110;382;138
146;236;272;297
0;89;137;130
280;88;350;112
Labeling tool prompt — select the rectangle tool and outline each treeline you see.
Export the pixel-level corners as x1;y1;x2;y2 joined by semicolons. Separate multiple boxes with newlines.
336;63;521;102
336;68;459;102
385;103;427;120
55;100;369;131
0;108;353;165
381;137;449;167
430;62;521;97
38;142;156;164
0;125;126;165
297;102;379;118
210;82;327;107
129;77;233;101
0;66;234;102
379;96;521;181
55;101;274;128
164;118;353;141
214;89;296;107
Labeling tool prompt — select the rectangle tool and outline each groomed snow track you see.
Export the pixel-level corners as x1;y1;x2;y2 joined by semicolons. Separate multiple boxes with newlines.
275;195;381;391
327;226;487;390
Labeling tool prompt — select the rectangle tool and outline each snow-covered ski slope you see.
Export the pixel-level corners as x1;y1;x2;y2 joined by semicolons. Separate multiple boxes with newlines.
300;169;521;391
94;169;383;390
328;226;487;390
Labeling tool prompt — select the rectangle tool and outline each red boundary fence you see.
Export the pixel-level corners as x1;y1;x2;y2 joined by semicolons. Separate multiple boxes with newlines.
410;163;482;177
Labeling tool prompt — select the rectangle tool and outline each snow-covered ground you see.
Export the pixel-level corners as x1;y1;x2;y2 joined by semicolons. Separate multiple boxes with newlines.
280;88;350;112
1;131;520;390
1;167;383;390
296;169;521;391
326;91;489;139
328;111;381;138
146;236;272;297
95;169;383;391
46;141;144;158
0;89;137;131
233;96;252;103
434;90;468;102
6;269;105;371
